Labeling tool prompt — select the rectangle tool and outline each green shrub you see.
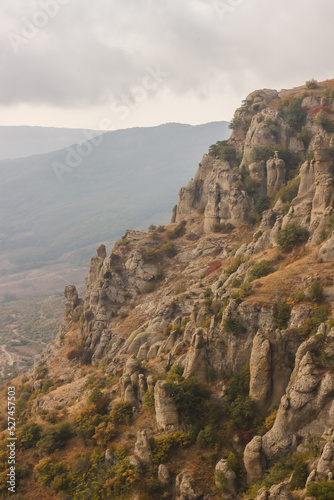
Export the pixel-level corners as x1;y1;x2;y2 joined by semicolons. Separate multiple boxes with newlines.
34;458;71;491
148;224;157;231
225;255;246;276
143;389;155;413
314;110;334;132
254;196;271;217
160;241;177;257
167;374;214;426
306;78;318;89
142;248;161;262
18;422;41;449
281;96;306;131
222;316;243;334
103;270;111;279
288;459;308;491
299;306;329;337
322;88;334;106
308;279;324;303
156;263;164;280
305;481;334;499
150;432;191;463
229;395;256;430
211;222;234;233
38;421;74;454
196;425;217;449
66;346;93;365
277;223;309;252
231;282;253;304
231;277;242;288
208;141;238;164
273;300;291;330
225;364;250;402
297;126;312;146
249;260;274;280
75;405;101;442
110;401;133;425
275;177;300;206
250;146;275;163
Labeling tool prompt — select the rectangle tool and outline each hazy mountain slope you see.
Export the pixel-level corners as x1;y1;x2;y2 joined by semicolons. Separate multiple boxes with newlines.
0;125;101;160
0;121;229;295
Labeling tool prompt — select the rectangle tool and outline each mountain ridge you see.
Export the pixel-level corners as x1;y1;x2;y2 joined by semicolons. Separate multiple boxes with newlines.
3;80;334;499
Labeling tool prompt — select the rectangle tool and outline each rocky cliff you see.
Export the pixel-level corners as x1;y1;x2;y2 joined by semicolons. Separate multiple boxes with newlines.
3;79;334;499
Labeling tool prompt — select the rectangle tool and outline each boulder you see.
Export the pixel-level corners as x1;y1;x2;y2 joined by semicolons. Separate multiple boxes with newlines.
215;459;237;498
244;436;265;485
154;380;179;431
134;430;153;466
158;464;171;486
319;232;334;262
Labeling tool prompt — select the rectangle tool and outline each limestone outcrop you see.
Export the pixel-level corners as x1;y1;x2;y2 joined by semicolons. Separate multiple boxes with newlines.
154;380;179;431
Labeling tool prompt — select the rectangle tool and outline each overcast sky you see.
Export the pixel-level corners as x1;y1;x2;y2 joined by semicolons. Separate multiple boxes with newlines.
1;0;334;131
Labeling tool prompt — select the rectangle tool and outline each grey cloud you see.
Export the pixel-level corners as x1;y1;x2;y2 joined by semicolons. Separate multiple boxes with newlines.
1;0;334;109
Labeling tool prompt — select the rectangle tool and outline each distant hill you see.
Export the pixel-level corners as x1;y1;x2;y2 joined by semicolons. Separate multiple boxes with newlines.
0;121;230;296
0;126;102;160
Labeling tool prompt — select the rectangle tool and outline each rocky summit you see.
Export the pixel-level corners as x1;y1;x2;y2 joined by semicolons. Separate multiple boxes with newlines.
3;79;334;499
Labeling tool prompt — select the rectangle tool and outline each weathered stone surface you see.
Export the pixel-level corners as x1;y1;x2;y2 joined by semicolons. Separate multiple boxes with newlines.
262;334;334;460
266;152;286;195
249;333;272;414
97;244;107;259
64;284;81;319
154;380;179;431
319;231;334;262
244;436;266;485
134;430;153;466
158;464;171;486
175;472;199;499
183;331;207;382
215;459;237;498
105;449;117;467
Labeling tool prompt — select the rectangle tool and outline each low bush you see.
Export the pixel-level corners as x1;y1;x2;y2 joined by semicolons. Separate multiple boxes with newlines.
307;279;324;303
196;425;217;449
277;223;309;252
306;481;334;499
110;401;133;425
150;432;191;463
34;458;71;491
289;458;308;491
273;300;291;330
314;109;334;132
299;306;329;337
211;222;235;233
160;241;177;257
225;255;246;276
38;421;74;454
231;282;253;303
249;260;274;280
222;316;243;334
143;389;155;413
67;346;93;365
306;78;318;89
18;422;41;449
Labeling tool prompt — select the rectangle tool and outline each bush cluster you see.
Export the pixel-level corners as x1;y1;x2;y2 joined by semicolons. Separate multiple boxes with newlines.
249;260;274;280
277;223;309;252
